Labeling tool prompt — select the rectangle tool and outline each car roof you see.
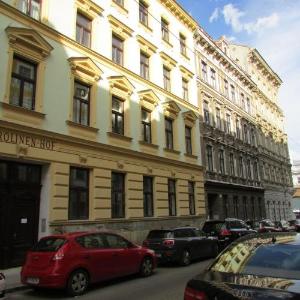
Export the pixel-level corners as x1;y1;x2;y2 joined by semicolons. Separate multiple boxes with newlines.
39;230;122;239
149;227;198;231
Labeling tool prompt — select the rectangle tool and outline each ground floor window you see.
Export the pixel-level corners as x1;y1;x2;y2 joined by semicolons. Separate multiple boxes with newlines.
111;172;125;218
168;179;176;216
143;176;153;217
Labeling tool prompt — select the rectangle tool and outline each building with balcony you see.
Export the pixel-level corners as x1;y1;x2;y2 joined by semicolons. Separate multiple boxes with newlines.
0;0;205;268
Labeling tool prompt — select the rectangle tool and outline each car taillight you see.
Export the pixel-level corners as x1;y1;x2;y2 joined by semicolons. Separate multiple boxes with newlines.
220;229;231;236
143;240;149;247
163;239;175;247
184;287;207;300
0;273;5;280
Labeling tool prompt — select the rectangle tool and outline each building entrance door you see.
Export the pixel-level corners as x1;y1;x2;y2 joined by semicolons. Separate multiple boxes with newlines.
0;161;41;269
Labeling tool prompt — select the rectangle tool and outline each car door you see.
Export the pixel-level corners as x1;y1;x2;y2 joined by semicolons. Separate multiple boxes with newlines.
104;234;141;277
76;234;116;282
193;229;213;258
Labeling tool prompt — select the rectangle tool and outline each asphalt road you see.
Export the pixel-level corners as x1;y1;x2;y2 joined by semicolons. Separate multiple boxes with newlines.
6;258;212;300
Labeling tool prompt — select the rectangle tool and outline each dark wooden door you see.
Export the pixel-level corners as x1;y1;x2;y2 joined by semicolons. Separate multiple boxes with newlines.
0;161;41;269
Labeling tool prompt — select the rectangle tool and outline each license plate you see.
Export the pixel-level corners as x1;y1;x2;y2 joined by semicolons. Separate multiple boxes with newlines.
27;277;39;284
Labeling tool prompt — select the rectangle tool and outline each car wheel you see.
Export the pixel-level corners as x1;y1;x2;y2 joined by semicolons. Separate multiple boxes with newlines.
66;269;89;296
140;257;153;277
180;249;191;266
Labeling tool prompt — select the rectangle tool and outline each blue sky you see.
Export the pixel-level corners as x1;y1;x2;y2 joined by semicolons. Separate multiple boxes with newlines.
177;0;300;161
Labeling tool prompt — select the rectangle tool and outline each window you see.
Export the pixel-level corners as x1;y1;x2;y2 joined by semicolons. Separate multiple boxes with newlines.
112;34;124;66
206;145;213;172
203;101;210;125
69;167;89;220
111;172;125;218
219;150;225;174
236;118;241;139
163;66;171;92
239;156;244;178
247;98;251;114
182;78;188;100
225;114;231;134
140;51;149;80
185;126;192;155
10;56;37;110
112;96;124;135
143;176;153;217
247;159;252;179
168;179;176;216
141;108;151;143
201;61;207;82
179;33;187;56
76;12;92;47
243;124;249;143
229;153;235;176
139;0;148;26
188;181;195;215
230;84;235;102
73;81;90;126
216;108;221;130
161;18;169;42
165;118;173;150
106;234;129;248
210;68;216;88
18;0;41;20
224;79;229;97
241;93;245;110
250;128;256;146
113;0;124;6
253;161;259;181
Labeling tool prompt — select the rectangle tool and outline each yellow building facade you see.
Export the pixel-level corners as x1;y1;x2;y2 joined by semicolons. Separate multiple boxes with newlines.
0;0;205;268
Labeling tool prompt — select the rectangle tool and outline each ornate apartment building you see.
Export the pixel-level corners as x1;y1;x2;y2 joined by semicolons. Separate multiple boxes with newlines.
0;0;205;268
194;29;292;221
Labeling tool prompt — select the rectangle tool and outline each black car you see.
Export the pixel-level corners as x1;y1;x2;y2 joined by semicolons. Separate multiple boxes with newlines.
143;227;218;266
184;232;300;300
202;218;256;249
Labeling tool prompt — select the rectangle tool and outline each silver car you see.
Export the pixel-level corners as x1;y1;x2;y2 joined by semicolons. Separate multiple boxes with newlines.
0;273;5;299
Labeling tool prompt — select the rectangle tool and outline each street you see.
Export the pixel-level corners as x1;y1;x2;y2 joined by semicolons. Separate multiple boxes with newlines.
6;259;212;300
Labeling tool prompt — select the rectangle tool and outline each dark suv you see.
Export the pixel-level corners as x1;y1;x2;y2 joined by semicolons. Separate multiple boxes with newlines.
202;218;256;249
143;227;218;266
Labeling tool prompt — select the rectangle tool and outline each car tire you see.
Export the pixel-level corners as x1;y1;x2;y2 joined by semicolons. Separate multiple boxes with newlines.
140;257;153;277
66;269;89;297
179;249;191;266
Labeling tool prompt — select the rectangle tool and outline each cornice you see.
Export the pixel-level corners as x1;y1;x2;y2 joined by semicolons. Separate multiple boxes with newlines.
0;1;199;114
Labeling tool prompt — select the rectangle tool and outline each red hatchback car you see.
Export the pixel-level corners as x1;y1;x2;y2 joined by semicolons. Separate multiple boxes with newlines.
21;231;156;296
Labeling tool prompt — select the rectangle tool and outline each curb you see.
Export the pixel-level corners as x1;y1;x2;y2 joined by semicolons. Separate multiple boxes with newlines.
5;285;31;294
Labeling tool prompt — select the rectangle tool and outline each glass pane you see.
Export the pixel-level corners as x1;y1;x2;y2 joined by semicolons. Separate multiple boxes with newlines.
31;0;41;19
70;168;88;187
81;102;88;125
77;13;91;29
117;115;124;134
145;125;151;142
18;0;27;13
23;82;34;109
83;31;91;47
78;191;88;218
73;99;80;123
17;165;27;182
76;26;81;43
75;82;89;101
13;58;35;80
142;110;149;122
112;98;123;112
10;77;21;106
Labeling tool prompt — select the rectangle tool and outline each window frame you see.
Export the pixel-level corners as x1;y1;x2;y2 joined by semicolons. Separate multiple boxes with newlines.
19;0;42;20
168;179;176;216
179;33;187;56
73;80;91;126
140;51;150;80
111;172;125;218
112;34;124;66
143;176;154;217
206;145;214;172
161;18;169;42
219;149;225;175
163;66;171;92
185;126;192;155
203;101;210;125
165;117;174;150
112;95;125;135
76;11;92;48
182;78;189;101
141;108;152;143
139;0;149;26
188;181;195;215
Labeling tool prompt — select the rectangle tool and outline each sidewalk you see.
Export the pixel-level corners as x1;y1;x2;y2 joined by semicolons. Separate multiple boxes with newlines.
1;267;28;293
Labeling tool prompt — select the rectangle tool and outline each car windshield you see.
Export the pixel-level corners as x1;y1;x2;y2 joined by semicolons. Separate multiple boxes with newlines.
147;230;173;239
31;237;66;252
210;234;300;279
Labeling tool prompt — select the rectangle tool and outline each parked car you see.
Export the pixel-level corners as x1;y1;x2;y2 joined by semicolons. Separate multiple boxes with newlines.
143;227;218;266
274;220;292;231
202;218;256;249
258;219;280;233
21;231;156;296
289;219;300;232
184;232;300;300
0;273;5;299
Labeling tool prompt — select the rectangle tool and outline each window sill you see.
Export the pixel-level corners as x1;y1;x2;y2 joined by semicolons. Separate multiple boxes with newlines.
1;102;46;119
162;39;173;48
139;22;153;33
139;140;159;149
107;131;132;142
164;147;180;155
181;53;190;61
66;120;99;132
111;1;128;15
184;153;198;159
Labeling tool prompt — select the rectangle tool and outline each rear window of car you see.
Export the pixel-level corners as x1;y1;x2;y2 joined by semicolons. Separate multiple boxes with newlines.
227;220;248;229
32;238;66;252
202;222;224;233
147;230;173;239
210;235;300;279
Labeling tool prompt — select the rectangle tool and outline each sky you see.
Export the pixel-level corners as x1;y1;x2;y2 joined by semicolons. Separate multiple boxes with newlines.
177;0;300;162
